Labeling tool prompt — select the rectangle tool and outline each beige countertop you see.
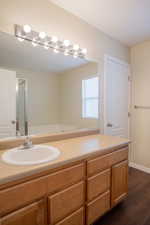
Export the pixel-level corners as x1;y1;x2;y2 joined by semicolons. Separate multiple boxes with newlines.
0;134;130;186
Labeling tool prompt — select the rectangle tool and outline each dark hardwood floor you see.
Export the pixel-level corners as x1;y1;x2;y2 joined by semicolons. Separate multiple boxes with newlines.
94;168;150;225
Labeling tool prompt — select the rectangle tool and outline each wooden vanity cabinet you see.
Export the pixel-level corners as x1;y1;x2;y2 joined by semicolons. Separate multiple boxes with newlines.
0;200;45;225
0;146;128;225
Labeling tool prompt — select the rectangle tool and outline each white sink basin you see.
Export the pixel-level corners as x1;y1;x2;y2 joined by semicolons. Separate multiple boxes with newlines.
2;145;60;166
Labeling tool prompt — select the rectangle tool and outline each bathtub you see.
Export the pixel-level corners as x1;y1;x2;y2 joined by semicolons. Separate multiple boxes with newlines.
28;124;79;135
0;124;95;141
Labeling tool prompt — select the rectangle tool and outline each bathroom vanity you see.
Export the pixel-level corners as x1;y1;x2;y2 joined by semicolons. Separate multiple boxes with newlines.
0;134;129;225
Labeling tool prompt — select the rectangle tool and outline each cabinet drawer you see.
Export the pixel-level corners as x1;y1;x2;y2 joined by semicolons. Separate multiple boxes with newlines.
55;207;84;225
87;169;110;201
87;147;128;176
86;191;110;225
0;177;47;216
48;181;85;224
47;163;85;194
0;200;45;225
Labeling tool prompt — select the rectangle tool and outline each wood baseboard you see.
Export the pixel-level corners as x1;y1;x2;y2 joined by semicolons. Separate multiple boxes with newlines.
129;162;150;174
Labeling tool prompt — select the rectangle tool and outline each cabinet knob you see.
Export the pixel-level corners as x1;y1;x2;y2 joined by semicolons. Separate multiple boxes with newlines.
11;120;16;124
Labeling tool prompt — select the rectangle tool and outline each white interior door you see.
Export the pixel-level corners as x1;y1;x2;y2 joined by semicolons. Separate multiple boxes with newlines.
104;56;130;138
0;68;16;138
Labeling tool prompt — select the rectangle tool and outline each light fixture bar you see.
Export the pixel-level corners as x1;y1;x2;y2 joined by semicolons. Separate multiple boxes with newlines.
14;24;87;59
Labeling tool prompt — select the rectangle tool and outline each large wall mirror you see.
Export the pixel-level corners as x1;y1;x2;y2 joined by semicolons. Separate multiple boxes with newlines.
0;32;100;140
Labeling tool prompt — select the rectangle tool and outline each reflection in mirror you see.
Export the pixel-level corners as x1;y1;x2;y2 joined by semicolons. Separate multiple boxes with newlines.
16;78;27;136
0;31;99;140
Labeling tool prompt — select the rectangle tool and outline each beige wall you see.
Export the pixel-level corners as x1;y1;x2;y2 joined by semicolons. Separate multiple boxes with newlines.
59;62;99;128
0;0;129;63
130;41;150;168
17;70;60;126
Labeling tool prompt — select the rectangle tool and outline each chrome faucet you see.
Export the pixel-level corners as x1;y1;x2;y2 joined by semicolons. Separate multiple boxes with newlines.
22;136;33;149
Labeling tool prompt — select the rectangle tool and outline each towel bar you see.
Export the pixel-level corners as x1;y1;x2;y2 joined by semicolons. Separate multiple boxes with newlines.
134;105;150;109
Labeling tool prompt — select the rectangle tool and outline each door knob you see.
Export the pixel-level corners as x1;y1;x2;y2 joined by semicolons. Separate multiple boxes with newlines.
107;123;113;127
11;120;16;124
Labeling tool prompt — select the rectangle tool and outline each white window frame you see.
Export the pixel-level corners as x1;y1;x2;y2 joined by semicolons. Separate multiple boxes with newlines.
82;76;99;119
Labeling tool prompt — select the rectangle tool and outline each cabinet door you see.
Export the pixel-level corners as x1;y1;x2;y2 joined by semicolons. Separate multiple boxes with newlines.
0;200;45;225
111;160;128;207
48;182;84;224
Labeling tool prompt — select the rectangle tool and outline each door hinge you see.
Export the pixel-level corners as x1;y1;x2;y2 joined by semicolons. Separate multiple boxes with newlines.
128;112;131;117
128;76;132;82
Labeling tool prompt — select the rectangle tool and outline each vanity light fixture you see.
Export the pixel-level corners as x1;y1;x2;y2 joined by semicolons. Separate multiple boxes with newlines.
44;45;49;50
39;32;46;39
32;42;37;47
44;42;49;49
15;24;87;58
54;49;59;53
73;52;78;58
73;44;80;51
32;38;38;47
51;36;58;43
82;48;87;54
23;25;31;34
64;50;69;56
63;40;70;47
17;37;24;42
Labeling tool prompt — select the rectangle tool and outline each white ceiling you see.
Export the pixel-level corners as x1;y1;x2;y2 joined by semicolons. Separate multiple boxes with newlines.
50;0;150;46
0;32;88;73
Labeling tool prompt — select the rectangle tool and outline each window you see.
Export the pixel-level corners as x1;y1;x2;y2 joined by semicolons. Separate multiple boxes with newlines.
82;77;99;119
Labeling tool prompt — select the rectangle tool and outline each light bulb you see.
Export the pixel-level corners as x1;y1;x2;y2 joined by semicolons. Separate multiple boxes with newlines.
32;41;37;47
17;37;24;42
51;36;58;43
44;44;49;50
54;48;59;53
73;44;79;51
63;40;70;47
82;48;87;54
73;52;78;58
64;50;69;56
39;32;46;39
44;46;49;50
23;25;31;33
